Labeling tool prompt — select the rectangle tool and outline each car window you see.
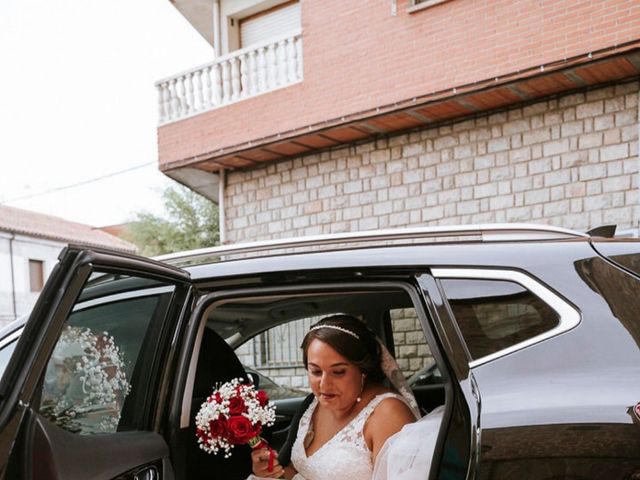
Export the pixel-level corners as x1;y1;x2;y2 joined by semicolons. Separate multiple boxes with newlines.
235;316;317;391
38;271;177;435
440;278;560;361
390;307;437;381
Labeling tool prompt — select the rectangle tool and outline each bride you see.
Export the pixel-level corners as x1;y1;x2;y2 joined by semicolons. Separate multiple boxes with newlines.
250;315;430;480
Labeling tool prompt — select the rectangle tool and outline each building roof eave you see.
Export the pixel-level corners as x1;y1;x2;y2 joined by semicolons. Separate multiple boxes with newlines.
159;41;640;179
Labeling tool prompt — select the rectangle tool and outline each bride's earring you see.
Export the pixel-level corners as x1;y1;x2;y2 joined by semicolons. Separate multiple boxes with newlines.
356;374;365;403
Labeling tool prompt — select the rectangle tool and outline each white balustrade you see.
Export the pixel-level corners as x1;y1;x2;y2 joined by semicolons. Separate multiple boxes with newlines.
156;30;303;124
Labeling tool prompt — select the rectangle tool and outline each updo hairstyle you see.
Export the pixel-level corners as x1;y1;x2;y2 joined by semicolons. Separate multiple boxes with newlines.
301;314;384;382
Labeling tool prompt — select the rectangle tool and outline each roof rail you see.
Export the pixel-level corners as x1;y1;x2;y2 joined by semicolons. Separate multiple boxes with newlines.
155;223;587;265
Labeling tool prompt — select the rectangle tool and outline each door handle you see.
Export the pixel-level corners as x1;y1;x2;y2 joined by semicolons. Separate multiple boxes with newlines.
134;466;159;480
630;402;640;426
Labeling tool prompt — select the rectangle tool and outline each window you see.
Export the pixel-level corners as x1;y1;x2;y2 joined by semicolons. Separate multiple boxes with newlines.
210;289;442;405
239;1;301;48
38;271;176;435
408;0;451;13
235;315;321;391
439;278;560;361
29;259;44;292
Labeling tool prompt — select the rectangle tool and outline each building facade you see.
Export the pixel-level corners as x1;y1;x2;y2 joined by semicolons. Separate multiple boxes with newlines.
0;206;136;327
157;0;640;385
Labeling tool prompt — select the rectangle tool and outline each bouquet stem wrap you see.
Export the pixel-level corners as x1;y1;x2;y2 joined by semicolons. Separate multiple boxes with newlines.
248;436;276;472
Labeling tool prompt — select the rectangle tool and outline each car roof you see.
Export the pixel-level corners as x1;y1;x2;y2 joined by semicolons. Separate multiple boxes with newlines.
157;223;588;267
184;238;596;282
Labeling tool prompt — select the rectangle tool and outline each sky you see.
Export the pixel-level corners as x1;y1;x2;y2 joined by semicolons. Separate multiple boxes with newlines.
0;0;213;227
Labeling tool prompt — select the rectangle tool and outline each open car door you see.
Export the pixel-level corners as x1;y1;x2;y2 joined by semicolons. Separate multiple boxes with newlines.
0;246;192;480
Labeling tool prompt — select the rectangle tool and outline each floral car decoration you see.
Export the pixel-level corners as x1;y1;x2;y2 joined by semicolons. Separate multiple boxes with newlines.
40;326;131;434
195;377;276;459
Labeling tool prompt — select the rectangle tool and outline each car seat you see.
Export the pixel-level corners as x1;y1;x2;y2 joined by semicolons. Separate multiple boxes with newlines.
187;326;253;480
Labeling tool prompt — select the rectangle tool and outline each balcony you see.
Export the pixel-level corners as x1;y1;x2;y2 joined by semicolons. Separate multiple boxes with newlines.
156;30;302;125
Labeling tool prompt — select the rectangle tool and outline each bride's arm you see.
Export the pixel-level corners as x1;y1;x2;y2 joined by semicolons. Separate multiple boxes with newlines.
364;398;416;463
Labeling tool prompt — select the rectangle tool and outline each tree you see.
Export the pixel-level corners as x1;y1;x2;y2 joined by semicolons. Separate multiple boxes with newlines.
125;185;219;257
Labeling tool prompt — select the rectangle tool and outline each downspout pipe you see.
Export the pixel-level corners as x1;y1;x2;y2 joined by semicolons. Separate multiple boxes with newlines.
213;0;221;57
8;234;17;320
637;89;640;236
219;169;226;244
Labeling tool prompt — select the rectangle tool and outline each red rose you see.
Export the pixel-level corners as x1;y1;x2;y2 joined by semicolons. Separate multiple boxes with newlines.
256;390;269;407
209;415;228;438
227;415;259;444
228;396;246;415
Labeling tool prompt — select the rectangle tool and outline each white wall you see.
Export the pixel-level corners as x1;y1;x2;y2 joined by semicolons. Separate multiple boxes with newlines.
0;232;65;328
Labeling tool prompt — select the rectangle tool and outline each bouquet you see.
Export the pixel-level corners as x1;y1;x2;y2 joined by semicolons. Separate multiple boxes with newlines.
195;377;276;461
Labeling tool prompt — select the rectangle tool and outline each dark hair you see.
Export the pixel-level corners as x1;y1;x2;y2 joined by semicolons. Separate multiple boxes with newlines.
301;315;384;382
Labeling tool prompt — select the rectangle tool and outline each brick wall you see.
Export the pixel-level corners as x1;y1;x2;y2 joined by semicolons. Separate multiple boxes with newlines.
226;81;639;241
159;0;640;166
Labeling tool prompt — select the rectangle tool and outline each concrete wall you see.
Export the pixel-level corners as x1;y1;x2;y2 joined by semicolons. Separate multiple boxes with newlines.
225;81;639;241
0;233;64;327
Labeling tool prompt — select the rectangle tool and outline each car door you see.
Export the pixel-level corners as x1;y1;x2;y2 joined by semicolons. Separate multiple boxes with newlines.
417;272;480;480
0;246;192;480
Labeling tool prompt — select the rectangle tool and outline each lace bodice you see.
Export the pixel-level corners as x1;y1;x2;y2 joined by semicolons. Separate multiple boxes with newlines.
289;393;403;480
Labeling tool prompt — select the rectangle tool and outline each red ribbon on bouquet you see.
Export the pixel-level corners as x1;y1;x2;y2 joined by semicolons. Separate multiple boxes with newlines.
250;437;276;472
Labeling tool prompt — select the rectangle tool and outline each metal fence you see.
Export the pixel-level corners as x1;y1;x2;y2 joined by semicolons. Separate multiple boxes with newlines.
252;316;315;368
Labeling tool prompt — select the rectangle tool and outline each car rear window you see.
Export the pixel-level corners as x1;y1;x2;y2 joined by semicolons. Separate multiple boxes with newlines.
591;240;640;278
439;278;560;360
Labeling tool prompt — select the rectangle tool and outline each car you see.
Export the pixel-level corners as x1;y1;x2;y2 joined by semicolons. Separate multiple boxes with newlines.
0;223;639;480
243;366;307;401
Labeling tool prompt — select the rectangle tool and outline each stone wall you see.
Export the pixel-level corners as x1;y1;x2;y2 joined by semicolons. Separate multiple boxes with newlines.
391;308;431;376
226;81;639;242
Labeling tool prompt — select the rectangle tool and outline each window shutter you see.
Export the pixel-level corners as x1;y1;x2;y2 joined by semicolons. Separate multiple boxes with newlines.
240;2;300;48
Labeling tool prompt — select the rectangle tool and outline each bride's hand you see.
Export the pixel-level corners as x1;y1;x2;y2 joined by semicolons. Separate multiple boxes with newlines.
251;447;285;478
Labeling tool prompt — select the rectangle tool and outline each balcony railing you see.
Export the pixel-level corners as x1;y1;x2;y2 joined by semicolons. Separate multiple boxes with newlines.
156;30;303;125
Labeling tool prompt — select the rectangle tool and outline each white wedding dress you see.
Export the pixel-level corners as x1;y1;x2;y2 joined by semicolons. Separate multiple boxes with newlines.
288;392;402;480
248;393;442;480
371;405;443;480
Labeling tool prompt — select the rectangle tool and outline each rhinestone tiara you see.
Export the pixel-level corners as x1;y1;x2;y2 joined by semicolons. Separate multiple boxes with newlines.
309;324;360;340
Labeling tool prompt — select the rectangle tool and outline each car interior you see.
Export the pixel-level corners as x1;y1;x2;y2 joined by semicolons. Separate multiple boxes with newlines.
182;286;448;479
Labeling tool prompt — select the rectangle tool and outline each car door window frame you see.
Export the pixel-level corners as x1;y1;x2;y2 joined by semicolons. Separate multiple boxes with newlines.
168;278;455;480
0;246;191;478
417;272;477;479
431;268;581;368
